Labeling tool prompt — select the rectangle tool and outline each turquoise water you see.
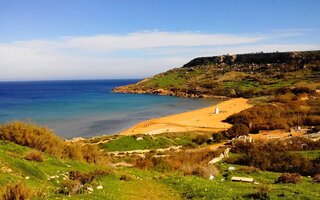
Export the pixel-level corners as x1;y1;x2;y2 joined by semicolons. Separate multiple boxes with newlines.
0;79;214;138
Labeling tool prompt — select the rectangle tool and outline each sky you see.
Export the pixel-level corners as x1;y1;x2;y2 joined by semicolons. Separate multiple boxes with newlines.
0;0;320;81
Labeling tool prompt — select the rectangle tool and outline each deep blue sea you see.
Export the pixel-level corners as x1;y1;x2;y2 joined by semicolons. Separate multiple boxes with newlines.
0;79;214;138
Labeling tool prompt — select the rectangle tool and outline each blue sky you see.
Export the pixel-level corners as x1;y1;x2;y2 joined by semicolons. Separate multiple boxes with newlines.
0;0;319;81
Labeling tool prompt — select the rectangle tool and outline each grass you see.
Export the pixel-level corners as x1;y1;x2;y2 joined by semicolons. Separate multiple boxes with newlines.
147;72;187;88
99;135;175;151
99;133;197;152
294;150;320;159
160;162;320;199
0;138;319;199
223;79;261;90
0;140;106;199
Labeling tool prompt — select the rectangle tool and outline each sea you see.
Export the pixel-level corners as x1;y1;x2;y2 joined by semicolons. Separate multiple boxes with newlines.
0;79;214;138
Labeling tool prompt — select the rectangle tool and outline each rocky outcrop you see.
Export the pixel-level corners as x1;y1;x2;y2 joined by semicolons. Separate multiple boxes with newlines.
112;86;213;98
183;50;320;68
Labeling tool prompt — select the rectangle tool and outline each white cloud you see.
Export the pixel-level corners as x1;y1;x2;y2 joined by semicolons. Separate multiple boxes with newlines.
0;30;318;81
64;31;264;52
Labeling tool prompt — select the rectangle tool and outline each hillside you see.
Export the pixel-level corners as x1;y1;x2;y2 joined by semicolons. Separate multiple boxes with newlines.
113;50;320;98
1;121;320;199
0;121;320;199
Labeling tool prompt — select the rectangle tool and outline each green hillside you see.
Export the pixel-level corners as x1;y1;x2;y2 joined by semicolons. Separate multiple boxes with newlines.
0;121;320;199
113;50;320;98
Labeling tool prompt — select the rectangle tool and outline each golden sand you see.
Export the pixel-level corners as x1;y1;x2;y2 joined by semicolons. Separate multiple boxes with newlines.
119;98;252;135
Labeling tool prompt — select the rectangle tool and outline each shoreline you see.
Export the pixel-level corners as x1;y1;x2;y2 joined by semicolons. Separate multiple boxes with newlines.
118;98;252;135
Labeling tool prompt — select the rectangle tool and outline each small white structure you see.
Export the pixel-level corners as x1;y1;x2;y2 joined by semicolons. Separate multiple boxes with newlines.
214;106;220;114
231;176;254;183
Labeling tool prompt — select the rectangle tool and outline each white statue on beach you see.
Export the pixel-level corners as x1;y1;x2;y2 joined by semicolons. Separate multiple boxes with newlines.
214;106;220;114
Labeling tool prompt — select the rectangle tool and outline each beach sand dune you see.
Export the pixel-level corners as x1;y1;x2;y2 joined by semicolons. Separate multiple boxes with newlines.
119;98;252;135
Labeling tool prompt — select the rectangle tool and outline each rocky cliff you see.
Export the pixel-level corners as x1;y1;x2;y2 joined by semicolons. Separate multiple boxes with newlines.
183;51;320;68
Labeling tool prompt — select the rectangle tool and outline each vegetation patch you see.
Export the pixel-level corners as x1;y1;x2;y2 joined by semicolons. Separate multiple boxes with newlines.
0;121;107;164
100;135;175;151
1;182;34;200
23;150;44;162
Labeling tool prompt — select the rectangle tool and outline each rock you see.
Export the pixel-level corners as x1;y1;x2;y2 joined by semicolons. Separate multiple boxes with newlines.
209;175;215;180
228;166;235;171
96;185;103;190
87;187;94;192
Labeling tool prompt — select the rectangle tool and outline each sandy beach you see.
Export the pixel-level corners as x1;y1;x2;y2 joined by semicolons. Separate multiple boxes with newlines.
119;98;252;135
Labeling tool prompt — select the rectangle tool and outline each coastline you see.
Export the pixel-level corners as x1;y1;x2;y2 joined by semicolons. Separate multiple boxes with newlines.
113;85;231;99
119;98;252;135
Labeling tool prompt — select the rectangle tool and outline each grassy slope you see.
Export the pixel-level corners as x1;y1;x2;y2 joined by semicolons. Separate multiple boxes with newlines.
0;140;180;200
1;139;319;199
150;68;318;94
99;133;196;152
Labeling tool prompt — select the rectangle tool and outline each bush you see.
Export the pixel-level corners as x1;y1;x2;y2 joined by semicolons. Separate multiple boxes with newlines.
212;132;225;143
192;135;208;145
313;174;320;183
0;121;64;157
59;179;83;195
2;182;34;200
69;171;94;185
69;169;110;185
225;124;249;139
24;150;44;162
59;169;110;195
275;173;301;184
190;165;219;178
0;121;107;164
